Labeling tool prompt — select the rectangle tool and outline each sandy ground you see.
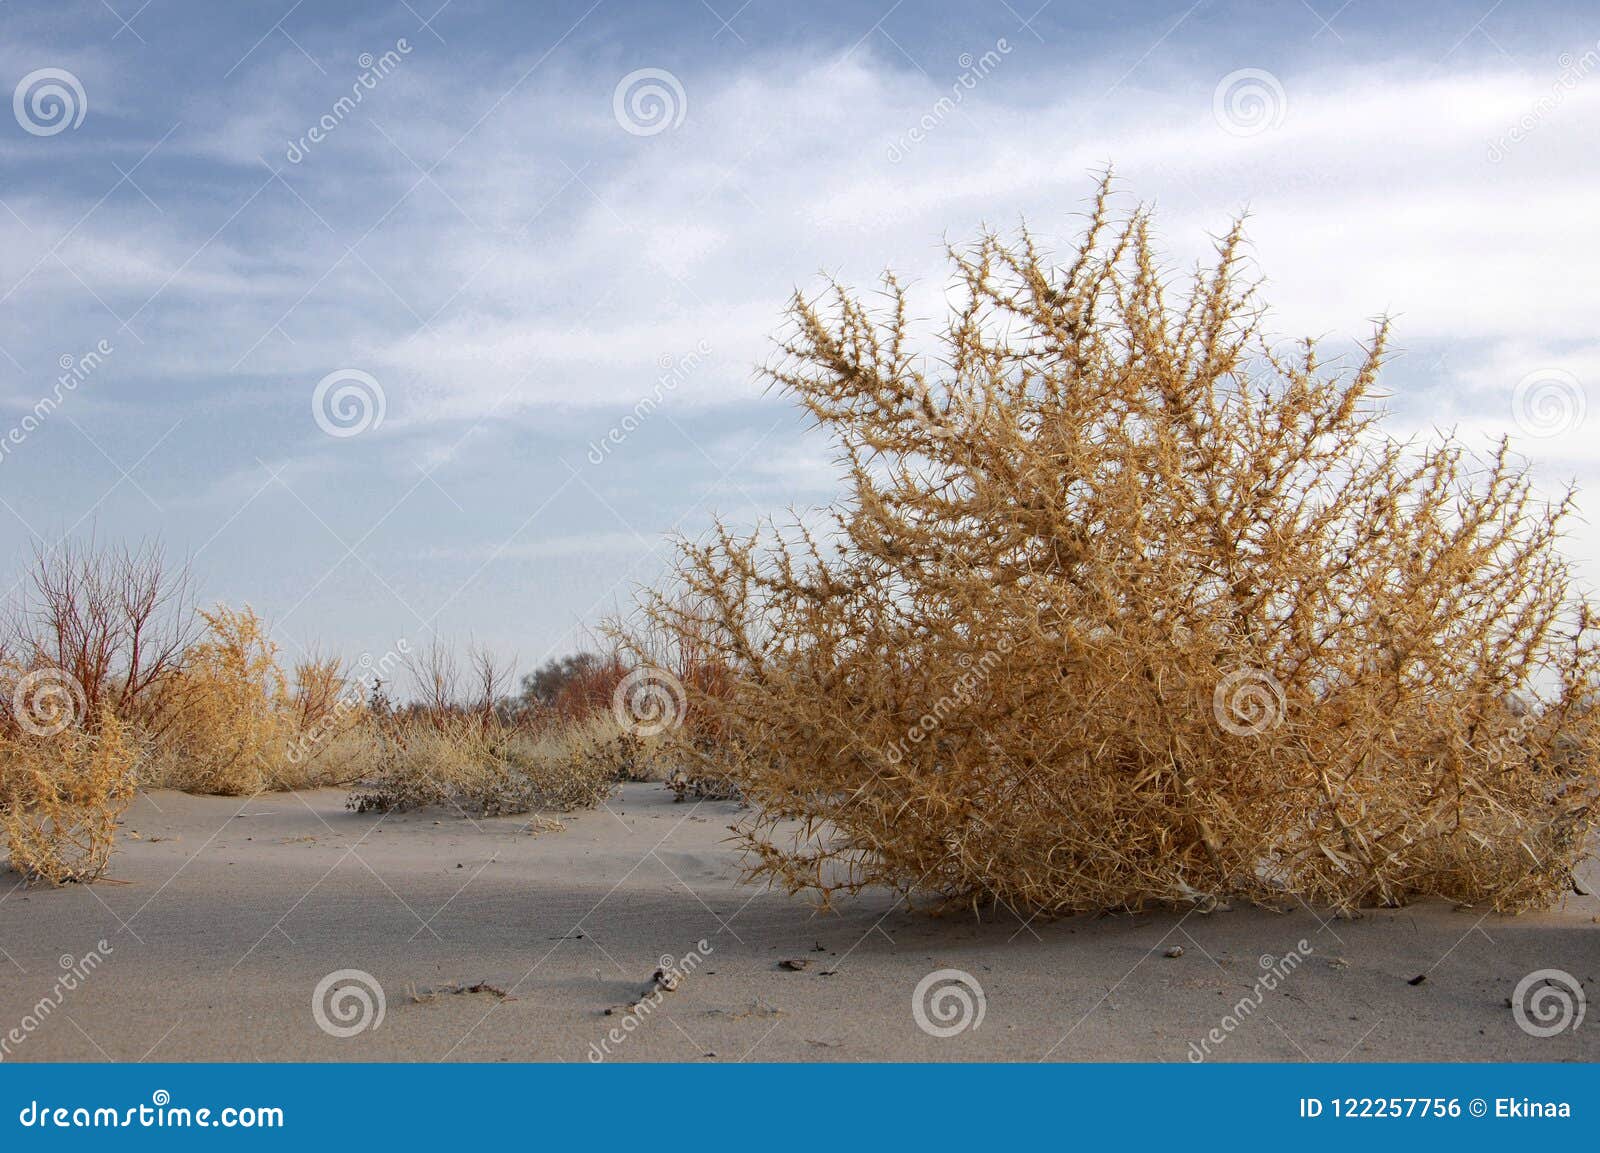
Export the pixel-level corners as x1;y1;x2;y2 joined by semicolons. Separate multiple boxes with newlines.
0;783;1595;1062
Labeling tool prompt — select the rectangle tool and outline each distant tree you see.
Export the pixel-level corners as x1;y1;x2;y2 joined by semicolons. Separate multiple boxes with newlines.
519;652;606;709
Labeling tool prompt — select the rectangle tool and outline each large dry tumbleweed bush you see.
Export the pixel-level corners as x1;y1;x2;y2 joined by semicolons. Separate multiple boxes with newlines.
636;182;1600;915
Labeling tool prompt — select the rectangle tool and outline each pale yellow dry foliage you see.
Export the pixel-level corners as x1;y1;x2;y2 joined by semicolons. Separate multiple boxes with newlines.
637;181;1600;914
347;712;631;816
146;605;365;794
0;712;138;883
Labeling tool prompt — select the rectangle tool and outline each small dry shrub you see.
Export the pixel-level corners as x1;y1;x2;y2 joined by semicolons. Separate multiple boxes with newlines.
346;717;474;812
661;742;750;802
635;179;1600;915
290;653;349;734
535;712;667;786
145;605;362;793
0;538;188;879
347;714;621;816
496;716;641;811
146;605;294;794
285;721;380;788
0;711;138;883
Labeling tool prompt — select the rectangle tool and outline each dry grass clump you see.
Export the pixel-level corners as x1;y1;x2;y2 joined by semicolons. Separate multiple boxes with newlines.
537;710;667;786
346;713;626;816
506;713;651;805
345;640;694;816
344;641;643;816
0;711;138;883
635;179;1600;915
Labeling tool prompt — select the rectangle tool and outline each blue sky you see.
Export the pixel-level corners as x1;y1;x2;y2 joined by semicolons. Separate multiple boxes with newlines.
2;0;1597;678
